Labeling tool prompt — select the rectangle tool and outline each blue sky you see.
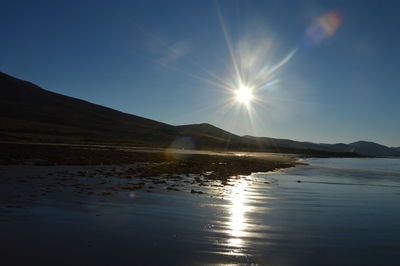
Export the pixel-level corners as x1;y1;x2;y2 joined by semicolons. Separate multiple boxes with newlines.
1;0;399;146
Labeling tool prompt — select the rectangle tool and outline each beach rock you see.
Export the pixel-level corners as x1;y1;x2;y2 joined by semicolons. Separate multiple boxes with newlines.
166;187;180;191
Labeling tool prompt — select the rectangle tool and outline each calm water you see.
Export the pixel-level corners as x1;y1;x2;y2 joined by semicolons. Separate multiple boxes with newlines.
2;158;400;265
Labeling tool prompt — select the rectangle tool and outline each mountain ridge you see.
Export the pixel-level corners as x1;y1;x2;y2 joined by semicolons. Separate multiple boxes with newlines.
242;136;400;156
1;71;398;156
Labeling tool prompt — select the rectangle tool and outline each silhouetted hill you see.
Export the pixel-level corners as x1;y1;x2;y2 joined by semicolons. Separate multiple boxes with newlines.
392;147;400;153
0;72;389;156
243;135;400;156
347;141;400;156
0;72;179;145
176;123;243;149
242;135;325;151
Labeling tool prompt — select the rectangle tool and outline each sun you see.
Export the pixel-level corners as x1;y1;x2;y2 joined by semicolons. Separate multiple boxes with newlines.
235;85;253;105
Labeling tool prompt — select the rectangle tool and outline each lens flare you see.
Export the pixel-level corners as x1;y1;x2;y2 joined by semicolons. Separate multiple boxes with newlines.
165;136;196;160
304;10;342;47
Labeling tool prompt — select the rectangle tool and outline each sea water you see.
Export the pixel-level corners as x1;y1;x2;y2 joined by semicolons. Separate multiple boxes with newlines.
1;158;400;265
202;157;400;265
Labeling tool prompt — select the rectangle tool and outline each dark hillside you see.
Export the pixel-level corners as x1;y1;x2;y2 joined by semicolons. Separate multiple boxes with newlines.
0;72;365;156
0;72;178;144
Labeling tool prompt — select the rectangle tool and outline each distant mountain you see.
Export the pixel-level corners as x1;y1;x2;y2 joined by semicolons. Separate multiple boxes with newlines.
243;136;400;157
346;141;400;156
242;135;327;151
1;71;395;157
392;147;400;153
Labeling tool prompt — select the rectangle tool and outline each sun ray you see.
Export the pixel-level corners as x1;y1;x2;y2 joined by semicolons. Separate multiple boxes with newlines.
216;1;243;86
136;3;299;136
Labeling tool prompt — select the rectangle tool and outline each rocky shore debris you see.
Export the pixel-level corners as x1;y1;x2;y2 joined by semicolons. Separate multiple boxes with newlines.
0;143;297;207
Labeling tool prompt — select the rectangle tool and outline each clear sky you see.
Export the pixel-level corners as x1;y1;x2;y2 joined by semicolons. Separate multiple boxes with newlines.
1;0;399;146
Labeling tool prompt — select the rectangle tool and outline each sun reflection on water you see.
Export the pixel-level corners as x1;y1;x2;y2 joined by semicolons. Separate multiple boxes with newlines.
225;177;253;254
204;174;275;258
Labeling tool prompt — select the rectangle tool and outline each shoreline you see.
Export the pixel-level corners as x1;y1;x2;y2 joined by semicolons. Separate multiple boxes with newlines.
0;142;299;209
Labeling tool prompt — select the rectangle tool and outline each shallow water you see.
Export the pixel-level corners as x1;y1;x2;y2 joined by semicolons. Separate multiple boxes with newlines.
1;158;400;265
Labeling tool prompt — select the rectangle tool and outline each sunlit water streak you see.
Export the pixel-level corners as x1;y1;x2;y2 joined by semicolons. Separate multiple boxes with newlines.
223;178;253;254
